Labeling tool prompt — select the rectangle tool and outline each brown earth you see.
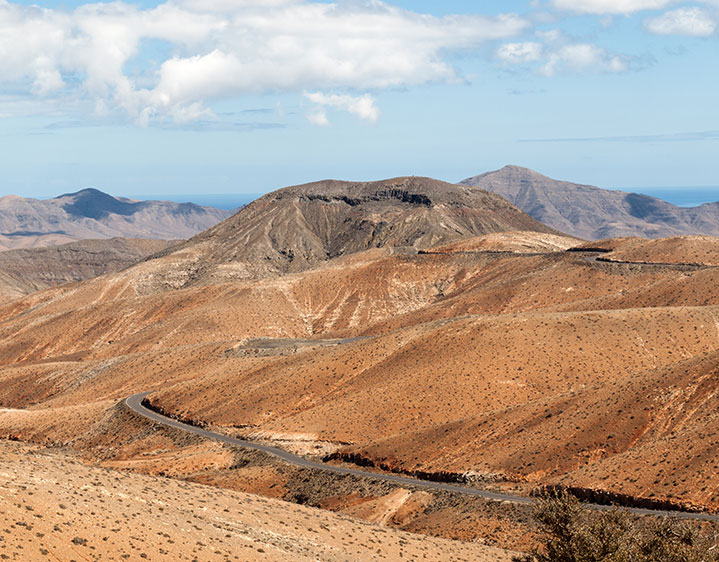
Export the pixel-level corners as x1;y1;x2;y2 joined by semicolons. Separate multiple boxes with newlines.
577;236;719;266
0;440;514;561
2;244;719;517
3;178;719;552
0;237;178;299
428;231;579;254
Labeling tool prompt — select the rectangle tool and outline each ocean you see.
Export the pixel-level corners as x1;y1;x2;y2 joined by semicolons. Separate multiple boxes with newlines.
134;188;719;210
137;193;262;210
620;187;719;208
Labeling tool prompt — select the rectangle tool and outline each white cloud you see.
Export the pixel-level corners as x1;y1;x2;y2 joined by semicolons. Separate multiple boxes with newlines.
31;61;64;96
551;0;675;14
305;92;379;124
306;108;330;126
497;28;649;76
535;29;564;43
0;1;529;125
497;42;543;63
540;43;635;75
645;7;717;35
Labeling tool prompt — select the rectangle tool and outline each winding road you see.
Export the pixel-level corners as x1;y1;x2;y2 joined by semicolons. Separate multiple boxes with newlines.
125;392;719;522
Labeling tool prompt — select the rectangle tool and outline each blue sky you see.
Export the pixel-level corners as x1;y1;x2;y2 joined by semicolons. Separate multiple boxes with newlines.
1;0;717;201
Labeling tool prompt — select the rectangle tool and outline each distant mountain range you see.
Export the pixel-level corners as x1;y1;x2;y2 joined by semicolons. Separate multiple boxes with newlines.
0;188;233;251
461;166;719;240
5;170;719;254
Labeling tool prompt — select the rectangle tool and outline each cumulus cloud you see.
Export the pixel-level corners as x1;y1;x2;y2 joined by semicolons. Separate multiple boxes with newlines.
306;109;330;127
497;30;649;76
550;0;675;14
305;92;379;124
645;7;717;35
496;42;543;63
540;43;639;75
0;0;528;125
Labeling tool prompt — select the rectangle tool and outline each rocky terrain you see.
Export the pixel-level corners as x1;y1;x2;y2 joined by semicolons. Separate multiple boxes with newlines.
147;176;559;284
0;237;178;299
462;165;719;239
2;176;719;555
0;188;232;251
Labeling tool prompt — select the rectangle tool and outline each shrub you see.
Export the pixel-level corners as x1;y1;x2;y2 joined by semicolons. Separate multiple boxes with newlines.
514;491;719;562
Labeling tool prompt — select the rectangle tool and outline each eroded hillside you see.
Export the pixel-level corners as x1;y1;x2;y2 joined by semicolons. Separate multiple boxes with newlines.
2;179;719;551
0;237;178;299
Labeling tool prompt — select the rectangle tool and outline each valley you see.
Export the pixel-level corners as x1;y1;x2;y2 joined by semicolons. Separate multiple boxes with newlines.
2;176;719;557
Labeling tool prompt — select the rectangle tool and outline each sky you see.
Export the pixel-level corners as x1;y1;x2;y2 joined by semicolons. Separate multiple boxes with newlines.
0;0;717;202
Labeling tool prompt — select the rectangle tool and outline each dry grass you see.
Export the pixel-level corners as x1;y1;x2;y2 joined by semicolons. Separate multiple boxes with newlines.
0;440;513;561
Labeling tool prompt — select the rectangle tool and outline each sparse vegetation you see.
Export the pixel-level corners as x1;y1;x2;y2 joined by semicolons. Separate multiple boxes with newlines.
514;491;719;562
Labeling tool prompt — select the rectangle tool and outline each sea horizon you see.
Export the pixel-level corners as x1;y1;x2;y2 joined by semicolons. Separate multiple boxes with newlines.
21;186;719;210
153;187;719;210
619;187;719;208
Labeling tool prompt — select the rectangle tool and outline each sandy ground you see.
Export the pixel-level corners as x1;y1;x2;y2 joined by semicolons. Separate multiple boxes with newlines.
0;441;514;561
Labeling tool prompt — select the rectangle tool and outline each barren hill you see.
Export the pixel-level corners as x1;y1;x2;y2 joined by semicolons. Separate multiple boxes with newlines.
0;237;178;299
4;240;719;518
143;176;560;285
576;235;719;266
461;165;719;240
4;180;719;551
0;188;232;250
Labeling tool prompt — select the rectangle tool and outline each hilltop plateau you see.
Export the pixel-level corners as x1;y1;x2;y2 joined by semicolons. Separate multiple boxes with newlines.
575;235;719;266
462;165;719;239
2;176;719;552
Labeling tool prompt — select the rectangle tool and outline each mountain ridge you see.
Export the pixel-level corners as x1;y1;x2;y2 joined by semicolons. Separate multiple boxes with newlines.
461;165;719;240
0;188;233;251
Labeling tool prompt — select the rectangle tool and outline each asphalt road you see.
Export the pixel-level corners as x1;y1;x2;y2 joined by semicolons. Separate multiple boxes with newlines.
578;251;712;270
125;392;719;522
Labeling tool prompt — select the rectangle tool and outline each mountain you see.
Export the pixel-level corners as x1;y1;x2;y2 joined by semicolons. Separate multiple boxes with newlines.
0;188;233;251
0;237;178;299
143;175;561;286
460;165;719;240
8;175;719;552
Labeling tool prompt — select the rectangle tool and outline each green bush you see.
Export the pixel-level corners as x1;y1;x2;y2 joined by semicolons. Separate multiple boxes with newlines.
514;491;719;562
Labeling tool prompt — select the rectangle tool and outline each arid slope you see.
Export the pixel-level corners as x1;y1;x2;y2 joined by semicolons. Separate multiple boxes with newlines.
1;179;719;538
0;237;177;299
0;441;512;561
2;243;719;512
